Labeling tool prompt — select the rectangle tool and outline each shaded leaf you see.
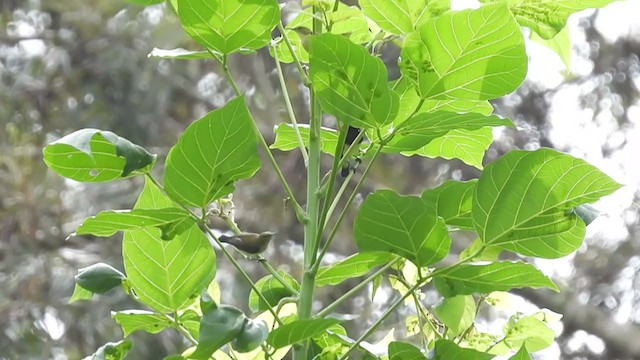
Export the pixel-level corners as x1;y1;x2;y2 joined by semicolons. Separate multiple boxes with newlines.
83;340;132;360
231;318;269;353
433;339;494;360
164;96;261;208
434;295;476;337
249;272;300;312
69;283;94;303
75;263;125;294
355;190;451;267
434;261;558;297
388;341;427;360
191;305;246;359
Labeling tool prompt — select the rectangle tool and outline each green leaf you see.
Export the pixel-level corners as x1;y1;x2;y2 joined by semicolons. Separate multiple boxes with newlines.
481;0;616;39
267;318;341;349
327;5;378;44
76;208;193;241
572;204;601;226
270;30;309;63
123;177;216;313
75;263;125;294
472;148;622;258
249;272;300;312
422;180;477;229
433;339;494;360
354;190;451;268
176;0;280;54
309;33;399;128
388;341;427;360
43;128;155;182
271;123;338;155
502;315;554;352
360;0;449;35
84;340;132;360
509;345;531;360
112;310;172;337
69;283;94;303
179;309;201;339
433;261;558;297
385;112;512;153
147;47;214;60
530;27;571;73
231;318;269;353
316;252;394;287
434;295;477;337
191;305;246;359
400;4;527;100
402;128;493;170
164;96;261;208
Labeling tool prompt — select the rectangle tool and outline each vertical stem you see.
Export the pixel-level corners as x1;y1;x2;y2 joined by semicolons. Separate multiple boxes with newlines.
294;9;323;359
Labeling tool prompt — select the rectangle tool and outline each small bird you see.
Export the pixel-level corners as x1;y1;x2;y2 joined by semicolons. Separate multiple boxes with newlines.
218;231;276;257
341;126;363;177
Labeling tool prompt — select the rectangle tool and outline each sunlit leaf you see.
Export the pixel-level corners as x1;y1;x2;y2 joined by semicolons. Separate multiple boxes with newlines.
267;318;341;349
422;180;477;229
501;315;554;352
509;345;531;360
123;177;216;313
164;96;261;208
271;123;338;155
530;27;571;73
176;0;280;54
360;0;450;35
400;4;527;100
43;128;155;182
310;33;399;128
249;272;300;313
316;252;394;286
355;190;451;267
76;208;193;241
388;341;427;359
112;310;172;337
473;148;622;258
84;340;132;360
434;295;476;337
433;261;558;297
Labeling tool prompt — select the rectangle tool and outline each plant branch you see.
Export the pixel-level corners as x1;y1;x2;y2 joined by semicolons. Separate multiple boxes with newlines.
323;169;353;228
167;312;198;346
272;45;309;166
276;22;309;86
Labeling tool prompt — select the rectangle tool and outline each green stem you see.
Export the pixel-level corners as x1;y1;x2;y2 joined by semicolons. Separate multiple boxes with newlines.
167;312;198;346
323;169;353;228
311;144;384;272
272;45;309;166
276;22;309;86
219;57;307;222
294;9;324;360
316;256;401;318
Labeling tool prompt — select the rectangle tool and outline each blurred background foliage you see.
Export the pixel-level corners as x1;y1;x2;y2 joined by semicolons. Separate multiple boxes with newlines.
1;0;639;359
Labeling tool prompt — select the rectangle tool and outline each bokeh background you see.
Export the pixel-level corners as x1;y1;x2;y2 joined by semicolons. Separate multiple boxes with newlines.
1;0;639;359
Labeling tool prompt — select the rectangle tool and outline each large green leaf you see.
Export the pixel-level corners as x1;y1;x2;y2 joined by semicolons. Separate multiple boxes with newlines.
422;180;477;229
75;208;193;241
267;318;341;349
85;340;132;360
270;123;339;155
248;272;300;312
384;112;513;153
433;340;494;360
123;177;216;313
360;0;450;35
354;190;451;268
472;148;621;258
43;129;155;182
481;0;617;39
176;0;279;54
400;4;527;100
433;261;558;297
403;128;493;170
270;29;309;64
316;252;394;287
112;310;172;337
501;315;554;352
191;305;246;359
164;96;260;208
388;341;427;360
309;33;399;128
434;295;476;337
